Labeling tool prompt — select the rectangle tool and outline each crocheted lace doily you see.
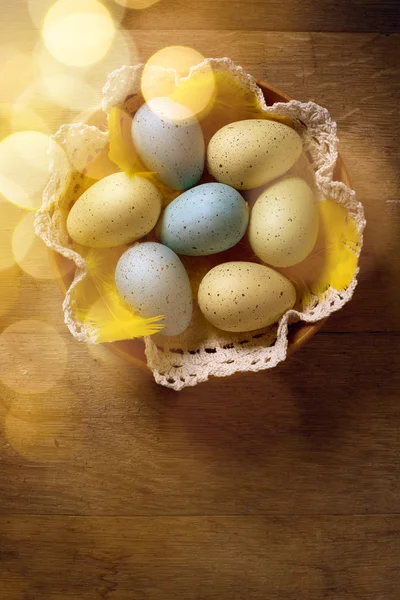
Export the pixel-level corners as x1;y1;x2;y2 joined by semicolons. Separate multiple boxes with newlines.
35;58;366;390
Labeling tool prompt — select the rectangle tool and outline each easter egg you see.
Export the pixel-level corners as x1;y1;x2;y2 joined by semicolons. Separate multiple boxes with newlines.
157;182;249;256
115;242;193;337
131;97;205;190
249;176;319;267
66;173;162;248
198;261;296;332
207;119;302;190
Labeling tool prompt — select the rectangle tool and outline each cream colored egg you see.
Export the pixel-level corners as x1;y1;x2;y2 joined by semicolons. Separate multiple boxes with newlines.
249;176;319;267
207;119;302;190
198;261;296;333
67;173;162;248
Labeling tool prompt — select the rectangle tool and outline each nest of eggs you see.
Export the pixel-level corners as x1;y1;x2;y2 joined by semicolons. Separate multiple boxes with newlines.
35;58;366;390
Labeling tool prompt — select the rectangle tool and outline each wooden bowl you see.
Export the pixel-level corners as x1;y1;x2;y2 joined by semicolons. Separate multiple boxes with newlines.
51;80;351;370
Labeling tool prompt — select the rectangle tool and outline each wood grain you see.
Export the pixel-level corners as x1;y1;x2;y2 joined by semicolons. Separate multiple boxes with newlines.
121;0;400;33
4;0;400;34
0;516;399;600
1;333;399;516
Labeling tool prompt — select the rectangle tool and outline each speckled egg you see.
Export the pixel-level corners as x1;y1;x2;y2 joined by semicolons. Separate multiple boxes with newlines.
115;242;193;336
131;97;205;190
157;183;249;256
249;176;319;267
66;173;162;248
198;261;296;332
207;119;302;190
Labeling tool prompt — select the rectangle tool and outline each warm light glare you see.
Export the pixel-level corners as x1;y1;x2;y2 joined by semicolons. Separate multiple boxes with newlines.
0;267;20;317
0;47;36;110
141;46;215;119
42;0;116;68
4;387;78;462
146;46;207;78
43;74;101;111
29;0;126;27
36;28;135;112
0;320;68;394
113;0;160;9
28;0;66;26
87;340;113;362
12;212;74;280
0;131;57;210
10;105;50;135
0;201;23;271
11;80;66;135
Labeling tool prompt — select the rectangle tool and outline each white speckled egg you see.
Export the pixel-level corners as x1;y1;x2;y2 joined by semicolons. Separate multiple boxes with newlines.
207;119;302;190
115;242;193;336
249;176;319;267
157;183;249;256
198;261;296;332
131;97;205;190
67;173;162;248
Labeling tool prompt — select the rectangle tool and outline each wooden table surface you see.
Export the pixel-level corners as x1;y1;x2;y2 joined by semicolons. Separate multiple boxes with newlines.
0;1;399;598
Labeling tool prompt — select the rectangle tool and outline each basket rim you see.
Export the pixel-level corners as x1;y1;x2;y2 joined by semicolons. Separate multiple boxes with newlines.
49;76;352;371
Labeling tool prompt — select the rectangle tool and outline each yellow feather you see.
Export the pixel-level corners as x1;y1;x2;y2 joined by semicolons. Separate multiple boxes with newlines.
315;201;360;294
108;106;146;178
108;106;181;205
72;246;164;343
200;69;293;144
77;290;163;343
169;68;217;121
279;200;360;303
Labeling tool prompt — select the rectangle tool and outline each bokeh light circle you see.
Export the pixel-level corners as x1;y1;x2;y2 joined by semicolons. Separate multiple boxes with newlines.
113;0;160;8
146;46;207;78
10;105;50;135
29;0;125;27
12;212;74;280
42;74;101;111
0;200;23;271
42;0;116;68
0;320;68;394
86;340;113;363
11;80;66;135
0;131;64;211
4;387;78;462
0;47;36;110
141;46;215;119
0;267;20;317
36;28;135;113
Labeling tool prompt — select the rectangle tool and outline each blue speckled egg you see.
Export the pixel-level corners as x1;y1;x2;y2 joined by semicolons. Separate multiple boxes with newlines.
131;97;205;191
115;242;193;337
157;183;249;256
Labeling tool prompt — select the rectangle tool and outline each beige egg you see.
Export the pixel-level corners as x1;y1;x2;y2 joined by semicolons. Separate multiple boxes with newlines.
67;173;162;248
249;176;319;267
198;261;296;333
207;119;302;190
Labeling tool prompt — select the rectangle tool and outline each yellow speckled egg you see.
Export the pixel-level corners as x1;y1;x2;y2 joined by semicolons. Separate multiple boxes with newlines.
67;173;162;248
198;261;296;332
207;119;302;190
249;176;319;267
